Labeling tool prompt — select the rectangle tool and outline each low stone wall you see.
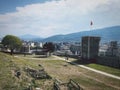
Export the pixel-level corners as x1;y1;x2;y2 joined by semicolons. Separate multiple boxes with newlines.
96;56;120;68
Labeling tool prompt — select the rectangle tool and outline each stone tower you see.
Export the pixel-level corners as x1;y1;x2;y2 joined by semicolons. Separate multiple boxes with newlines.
81;36;101;60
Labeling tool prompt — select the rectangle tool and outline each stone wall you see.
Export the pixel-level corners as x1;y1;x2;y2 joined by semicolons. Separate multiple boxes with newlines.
97;56;120;68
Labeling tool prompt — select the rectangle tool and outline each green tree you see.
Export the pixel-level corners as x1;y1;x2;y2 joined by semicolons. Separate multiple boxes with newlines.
43;42;55;56
2;35;22;55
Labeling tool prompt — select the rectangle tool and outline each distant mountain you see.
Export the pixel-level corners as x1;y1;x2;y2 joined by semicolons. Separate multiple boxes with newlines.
42;26;120;42
19;34;43;41
19;26;120;42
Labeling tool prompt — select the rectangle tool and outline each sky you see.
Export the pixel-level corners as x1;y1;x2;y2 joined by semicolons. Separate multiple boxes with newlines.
0;0;120;38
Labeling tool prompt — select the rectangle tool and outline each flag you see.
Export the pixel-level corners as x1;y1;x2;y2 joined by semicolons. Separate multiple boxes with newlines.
90;21;93;26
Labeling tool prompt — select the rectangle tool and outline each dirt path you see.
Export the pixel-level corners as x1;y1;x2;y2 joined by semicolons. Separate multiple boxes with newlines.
53;55;120;80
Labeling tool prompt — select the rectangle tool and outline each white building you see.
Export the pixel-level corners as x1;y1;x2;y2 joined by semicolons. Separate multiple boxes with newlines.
36;42;43;48
99;41;118;56
99;44;109;56
29;42;35;47
70;44;81;55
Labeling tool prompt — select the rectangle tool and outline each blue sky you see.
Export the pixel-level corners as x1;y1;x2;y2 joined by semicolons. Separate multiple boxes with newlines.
0;0;52;14
0;0;120;38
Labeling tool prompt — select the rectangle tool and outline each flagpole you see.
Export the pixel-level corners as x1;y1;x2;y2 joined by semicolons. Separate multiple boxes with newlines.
88;21;93;60
88;35;90;59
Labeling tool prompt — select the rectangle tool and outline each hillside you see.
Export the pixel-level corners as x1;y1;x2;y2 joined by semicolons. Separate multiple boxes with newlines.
0;53;53;90
17;26;120;42
0;52;120;90
42;26;120;42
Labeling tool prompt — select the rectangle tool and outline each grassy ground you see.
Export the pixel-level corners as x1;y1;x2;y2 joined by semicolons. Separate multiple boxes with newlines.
0;53;120;90
66;56;120;77
0;53;53;90
85;64;120;77
29;59;120;90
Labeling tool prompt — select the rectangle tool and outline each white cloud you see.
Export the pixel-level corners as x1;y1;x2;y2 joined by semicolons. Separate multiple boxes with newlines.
0;0;120;37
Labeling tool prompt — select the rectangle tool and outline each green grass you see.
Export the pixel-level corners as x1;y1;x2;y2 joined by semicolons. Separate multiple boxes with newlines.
0;52;53;90
72;77;116;90
0;53;20;90
86;64;120;77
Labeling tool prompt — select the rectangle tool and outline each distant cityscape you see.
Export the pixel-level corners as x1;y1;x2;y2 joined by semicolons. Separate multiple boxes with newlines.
0;34;120;68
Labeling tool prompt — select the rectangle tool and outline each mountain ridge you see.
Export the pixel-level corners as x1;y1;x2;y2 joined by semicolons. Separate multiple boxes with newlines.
42;26;120;42
18;26;120;42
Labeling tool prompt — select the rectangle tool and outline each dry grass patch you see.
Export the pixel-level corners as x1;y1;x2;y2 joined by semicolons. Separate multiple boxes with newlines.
1;53;120;90
24;59;120;90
